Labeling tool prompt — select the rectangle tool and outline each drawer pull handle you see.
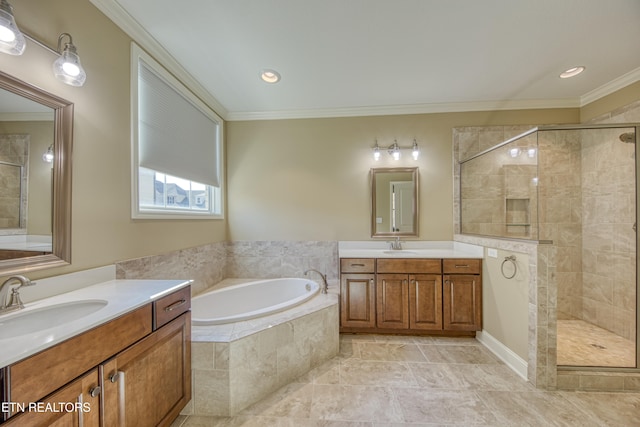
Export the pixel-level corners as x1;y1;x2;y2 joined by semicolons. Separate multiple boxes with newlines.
455;264;470;268
109;372;120;383
351;263;365;267
164;299;187;312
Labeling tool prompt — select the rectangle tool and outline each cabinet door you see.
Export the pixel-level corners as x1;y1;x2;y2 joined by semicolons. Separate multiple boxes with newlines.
409;274;442;330
102;312;191;427
3;368;101;427
376;274;409;329
443;274;482;331
340;273;376;328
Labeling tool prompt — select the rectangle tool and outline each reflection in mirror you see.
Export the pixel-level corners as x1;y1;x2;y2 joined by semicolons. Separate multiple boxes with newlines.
0;70;72;274
370;167;418;237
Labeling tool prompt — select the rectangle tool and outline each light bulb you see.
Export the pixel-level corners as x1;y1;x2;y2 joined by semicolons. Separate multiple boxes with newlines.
392;149;401;160
412;141;419;160
53;44;86;86
0;0;25;55
373;147;380;161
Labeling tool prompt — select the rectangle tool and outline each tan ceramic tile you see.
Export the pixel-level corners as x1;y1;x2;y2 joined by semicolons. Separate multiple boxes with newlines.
340;359;417;387
310;384;403;423
392;387;496;425
480;391;602;427
356;342;427;362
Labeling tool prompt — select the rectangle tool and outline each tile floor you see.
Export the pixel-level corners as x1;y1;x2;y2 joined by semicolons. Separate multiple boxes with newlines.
557;319;636;367
171;334;640;426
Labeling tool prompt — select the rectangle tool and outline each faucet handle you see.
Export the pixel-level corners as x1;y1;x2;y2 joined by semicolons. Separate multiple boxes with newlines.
7;288;25;309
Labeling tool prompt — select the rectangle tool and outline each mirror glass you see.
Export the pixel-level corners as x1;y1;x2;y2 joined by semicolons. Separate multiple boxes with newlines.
0;70;72;274
370;167;418;237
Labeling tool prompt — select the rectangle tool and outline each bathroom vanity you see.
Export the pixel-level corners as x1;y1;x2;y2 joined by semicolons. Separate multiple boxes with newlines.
0;279;191;426
339;241;483;336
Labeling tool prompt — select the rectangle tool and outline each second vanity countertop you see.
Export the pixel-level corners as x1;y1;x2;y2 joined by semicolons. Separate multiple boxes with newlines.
0;279;191;368
339;240;483;259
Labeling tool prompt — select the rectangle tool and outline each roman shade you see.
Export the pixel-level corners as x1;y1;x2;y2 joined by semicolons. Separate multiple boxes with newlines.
137;60;220;188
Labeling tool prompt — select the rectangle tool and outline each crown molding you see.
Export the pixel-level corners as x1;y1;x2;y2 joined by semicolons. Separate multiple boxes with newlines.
226;98;581;121
89;0;229;120
580;67;640;107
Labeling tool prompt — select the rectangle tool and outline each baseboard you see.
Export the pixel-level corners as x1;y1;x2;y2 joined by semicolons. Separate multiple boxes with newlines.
476;330;528;380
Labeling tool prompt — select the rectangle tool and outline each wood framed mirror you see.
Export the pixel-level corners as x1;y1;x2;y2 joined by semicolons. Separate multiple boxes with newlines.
370;167;418;237
0;70;72;275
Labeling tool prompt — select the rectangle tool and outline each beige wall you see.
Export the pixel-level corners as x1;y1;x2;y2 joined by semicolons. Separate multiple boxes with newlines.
1;0;227;278
227;110;579;241
482;248;530;360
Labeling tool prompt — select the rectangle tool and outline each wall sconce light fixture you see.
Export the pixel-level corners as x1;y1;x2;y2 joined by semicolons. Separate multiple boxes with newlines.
42;144;54;163
0;0;25;55
373;139;420;161
0;2;86;87
52;33;86;87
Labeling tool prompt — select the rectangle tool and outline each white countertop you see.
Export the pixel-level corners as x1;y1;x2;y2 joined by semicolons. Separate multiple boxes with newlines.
338;240;483;259
0;279;191;368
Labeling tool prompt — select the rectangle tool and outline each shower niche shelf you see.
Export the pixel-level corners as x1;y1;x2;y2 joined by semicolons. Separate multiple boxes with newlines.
505;198;530;236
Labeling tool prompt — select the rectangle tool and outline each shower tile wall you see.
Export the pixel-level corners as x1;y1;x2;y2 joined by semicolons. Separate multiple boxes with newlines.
584;102;639;342
454;125;536;237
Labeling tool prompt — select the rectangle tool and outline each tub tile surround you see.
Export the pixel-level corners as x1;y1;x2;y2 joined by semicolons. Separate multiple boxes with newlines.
116;240;339;294
189;284;339;416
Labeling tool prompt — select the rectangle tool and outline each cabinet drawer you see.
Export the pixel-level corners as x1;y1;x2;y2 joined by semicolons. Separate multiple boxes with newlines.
340;258;375;273
443;259;481;274
154;286;191;329
377;258;441;274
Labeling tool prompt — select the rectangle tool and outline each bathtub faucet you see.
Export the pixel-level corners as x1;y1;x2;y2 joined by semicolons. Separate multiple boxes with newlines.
304;269;328;294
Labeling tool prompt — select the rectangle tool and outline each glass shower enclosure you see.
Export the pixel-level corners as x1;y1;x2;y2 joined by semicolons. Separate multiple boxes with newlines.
459;123;639;369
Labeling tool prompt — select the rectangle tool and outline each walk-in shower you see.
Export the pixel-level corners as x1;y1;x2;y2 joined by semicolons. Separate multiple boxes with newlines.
459;123;639;370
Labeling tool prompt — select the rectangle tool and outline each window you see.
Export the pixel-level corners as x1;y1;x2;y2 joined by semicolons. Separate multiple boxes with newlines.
131;43;223;219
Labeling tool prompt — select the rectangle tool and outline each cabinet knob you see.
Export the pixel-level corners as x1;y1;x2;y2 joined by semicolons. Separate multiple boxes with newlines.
89;386;101;398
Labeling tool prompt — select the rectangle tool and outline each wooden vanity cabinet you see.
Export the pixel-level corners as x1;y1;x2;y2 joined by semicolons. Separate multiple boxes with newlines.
340;259;376;328
443;259;482;331
339;257;481;335
2;286;191;427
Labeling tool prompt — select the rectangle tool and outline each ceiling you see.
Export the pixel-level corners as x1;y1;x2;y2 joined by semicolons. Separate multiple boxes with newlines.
96;0;640;120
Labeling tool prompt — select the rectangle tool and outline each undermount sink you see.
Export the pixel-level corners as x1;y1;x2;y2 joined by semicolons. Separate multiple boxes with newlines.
0;300;108;339
382;250;418;255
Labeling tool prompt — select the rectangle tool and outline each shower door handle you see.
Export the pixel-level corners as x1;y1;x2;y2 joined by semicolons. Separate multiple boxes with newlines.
634;223;637;233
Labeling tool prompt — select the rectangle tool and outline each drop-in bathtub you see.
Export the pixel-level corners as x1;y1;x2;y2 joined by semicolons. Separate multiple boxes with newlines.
188;277;339;417
191;277;320;325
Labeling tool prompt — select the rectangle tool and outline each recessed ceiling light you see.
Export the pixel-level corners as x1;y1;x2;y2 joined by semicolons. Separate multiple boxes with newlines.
559;66;585;79
261;69;281;84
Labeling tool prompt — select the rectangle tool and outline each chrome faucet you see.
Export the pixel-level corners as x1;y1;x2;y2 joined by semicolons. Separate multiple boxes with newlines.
0;275;35;314
389;236;403;250
304;269;328;294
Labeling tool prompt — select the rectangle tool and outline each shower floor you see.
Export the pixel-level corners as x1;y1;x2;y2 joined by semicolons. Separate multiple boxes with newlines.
557;319;636;367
